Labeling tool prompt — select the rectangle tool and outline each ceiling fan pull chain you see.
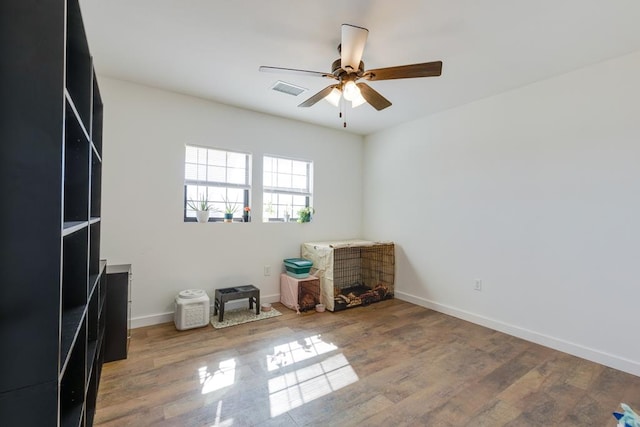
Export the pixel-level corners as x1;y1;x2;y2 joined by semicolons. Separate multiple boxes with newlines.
343;99;347;127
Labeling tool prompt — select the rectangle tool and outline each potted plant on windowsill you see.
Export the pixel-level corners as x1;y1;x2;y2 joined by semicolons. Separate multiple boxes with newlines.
297;206;315;223
223;196;239;223
187;196;218;223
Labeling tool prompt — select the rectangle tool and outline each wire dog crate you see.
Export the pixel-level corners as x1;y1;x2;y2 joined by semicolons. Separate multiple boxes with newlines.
301;240;395;311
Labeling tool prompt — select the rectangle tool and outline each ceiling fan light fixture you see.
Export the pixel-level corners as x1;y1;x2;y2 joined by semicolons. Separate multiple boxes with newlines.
342;80;360;101
324;87;341;107
351;91;367;108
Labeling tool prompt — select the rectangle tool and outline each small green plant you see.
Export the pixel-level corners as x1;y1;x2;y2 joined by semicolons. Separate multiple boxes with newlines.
187;195;217;212
297;206;315;223
222;196;239;214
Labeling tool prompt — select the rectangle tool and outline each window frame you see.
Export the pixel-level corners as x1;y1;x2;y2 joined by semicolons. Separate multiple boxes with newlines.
262;154;313;223
183;144;251;223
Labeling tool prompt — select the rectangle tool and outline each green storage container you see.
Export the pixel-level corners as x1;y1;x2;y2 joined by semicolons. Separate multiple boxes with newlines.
283;258;313;278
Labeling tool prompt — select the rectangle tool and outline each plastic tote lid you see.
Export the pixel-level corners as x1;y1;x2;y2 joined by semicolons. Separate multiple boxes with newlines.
178;289;206;299
283;258;313;267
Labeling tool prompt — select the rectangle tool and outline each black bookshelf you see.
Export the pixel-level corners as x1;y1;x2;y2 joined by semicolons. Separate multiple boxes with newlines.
105;265;132;362
0;1;106;425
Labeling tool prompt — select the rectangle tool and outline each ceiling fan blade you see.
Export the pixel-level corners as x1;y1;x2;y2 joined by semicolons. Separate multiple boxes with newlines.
298;85;338;107
259;66;334;79
341;24;369;71
357;83;392;111
364;61;443;81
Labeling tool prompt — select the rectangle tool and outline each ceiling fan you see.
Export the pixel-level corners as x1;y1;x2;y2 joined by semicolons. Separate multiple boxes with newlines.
259;24;443;126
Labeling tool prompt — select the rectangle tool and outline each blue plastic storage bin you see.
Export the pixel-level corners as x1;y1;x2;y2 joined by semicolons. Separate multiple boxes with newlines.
283;258;313;278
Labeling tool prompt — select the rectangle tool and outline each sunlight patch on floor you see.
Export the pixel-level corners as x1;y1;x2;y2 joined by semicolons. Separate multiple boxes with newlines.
268;353;359;417
267;334;338;371
207;401;234;427
199;359;237;394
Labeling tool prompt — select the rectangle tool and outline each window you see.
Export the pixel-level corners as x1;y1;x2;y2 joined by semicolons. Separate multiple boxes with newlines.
184;145;251;222
263;155;313;222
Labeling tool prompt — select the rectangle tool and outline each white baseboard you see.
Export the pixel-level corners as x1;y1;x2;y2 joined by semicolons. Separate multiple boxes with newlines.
130;293;281;329
396;291;640;377
131;312;174;328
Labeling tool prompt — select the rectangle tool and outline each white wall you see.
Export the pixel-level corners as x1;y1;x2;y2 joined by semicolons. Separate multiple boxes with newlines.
99;78;363;326
363;51;640;376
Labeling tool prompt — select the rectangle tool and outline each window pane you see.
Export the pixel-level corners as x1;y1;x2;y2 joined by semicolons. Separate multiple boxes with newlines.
186;185;199;201
186;185;208;205
208;188;226;205
227;167;246;185
198;186;207;199
208;149;226;166
293;195;306;206
277;173;291;188
263;193;275;218
197;165;207;181
292;160;306;175
225;189;243;208
227;152;246;169
185;163;198;180
197;148;208;164
209;166;226;182
204;188;224;217
280;195;294;219
263;157;274;173
185;146;198;163
277;158;292;173
292;175;307;190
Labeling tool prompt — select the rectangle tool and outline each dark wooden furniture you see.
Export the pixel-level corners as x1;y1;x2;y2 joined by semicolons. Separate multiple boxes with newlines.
105;265;132;362
0;1;105;425
214;285;260;322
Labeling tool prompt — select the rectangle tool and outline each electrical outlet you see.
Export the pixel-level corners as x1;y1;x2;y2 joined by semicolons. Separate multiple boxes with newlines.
474;279;482;291
264;265;271;276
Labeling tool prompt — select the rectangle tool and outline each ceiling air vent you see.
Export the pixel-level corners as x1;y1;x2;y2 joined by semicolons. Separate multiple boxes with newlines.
271;80;307;96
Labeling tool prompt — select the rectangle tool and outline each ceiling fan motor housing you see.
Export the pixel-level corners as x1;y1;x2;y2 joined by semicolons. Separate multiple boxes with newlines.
332;58;365;78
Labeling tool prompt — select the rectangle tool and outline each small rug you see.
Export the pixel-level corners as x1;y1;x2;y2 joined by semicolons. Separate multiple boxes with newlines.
211;307;282;329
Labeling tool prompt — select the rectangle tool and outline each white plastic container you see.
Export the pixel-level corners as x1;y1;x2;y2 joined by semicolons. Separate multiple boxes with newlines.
174;289;210;330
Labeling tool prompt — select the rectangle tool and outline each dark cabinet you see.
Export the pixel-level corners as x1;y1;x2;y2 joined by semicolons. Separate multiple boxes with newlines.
0;1;105;425
105;265;132;362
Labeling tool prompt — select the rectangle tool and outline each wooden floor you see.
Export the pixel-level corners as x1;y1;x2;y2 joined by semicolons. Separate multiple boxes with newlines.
95;299;640;426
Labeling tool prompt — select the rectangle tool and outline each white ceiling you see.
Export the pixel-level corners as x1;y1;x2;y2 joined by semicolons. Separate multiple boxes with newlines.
79;0;640;136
